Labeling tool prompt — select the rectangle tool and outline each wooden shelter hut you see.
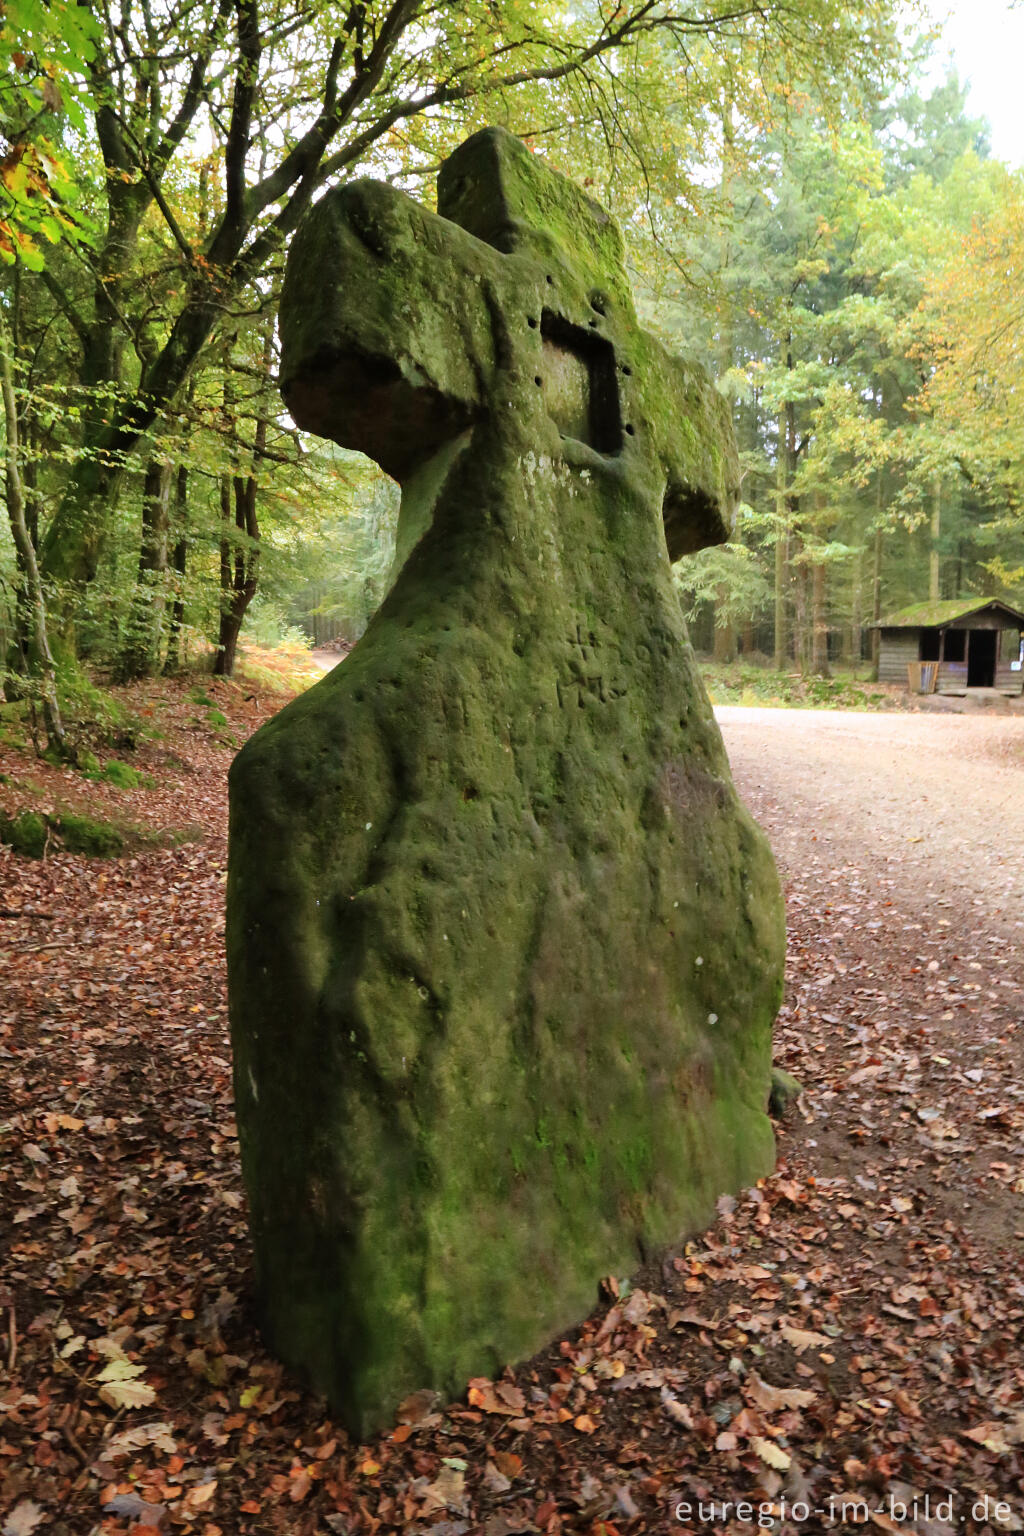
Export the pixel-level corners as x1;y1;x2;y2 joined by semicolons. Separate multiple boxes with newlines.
875;597;1024;695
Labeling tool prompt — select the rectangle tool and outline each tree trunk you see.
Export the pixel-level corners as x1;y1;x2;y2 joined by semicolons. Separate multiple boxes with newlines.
811;561;830;677
213;325;272;677
870;481;883;680
38;175;153;591
118;456;173;681
713;111;737;673
849;543;863;669
774;403;790;671
164;466;189;675
791;543;810;676
214;472;260;678
8;424;38;681
774;368;800;673
712;587;737;663
0;314;65;756
39;288;221;588
929;476;941;602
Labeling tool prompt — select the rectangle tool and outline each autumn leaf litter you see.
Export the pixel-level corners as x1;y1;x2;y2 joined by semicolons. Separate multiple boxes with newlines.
1;685;1023;1534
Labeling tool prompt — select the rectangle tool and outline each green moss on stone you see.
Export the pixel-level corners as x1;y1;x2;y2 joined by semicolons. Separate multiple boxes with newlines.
229;127;784;1437
0;805;195;858
57;811;126;857
0;811;48;858
769;1067;803;1118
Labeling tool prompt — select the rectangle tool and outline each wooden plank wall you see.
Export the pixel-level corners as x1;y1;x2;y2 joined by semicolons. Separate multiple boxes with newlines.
938;662;968;695
995;629;1023;693
878;630;918;685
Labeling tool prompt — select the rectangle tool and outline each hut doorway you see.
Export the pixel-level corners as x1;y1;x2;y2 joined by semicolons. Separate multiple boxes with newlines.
968;629;997;687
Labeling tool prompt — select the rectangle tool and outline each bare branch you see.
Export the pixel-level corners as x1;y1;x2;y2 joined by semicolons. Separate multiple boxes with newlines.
152;0;234;176
223;0;262;243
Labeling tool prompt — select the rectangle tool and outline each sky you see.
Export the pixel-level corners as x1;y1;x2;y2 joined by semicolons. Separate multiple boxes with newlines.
922;0;1024;165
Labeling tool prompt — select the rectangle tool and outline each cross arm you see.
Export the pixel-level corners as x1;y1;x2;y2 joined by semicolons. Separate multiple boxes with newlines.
643;345;740;562
279;179;503;483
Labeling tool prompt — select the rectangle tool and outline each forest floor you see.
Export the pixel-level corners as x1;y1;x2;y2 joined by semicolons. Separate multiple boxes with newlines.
1;682;1023;1536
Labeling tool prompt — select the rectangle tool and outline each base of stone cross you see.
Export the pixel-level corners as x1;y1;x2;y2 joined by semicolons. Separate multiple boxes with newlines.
227;127;784;1436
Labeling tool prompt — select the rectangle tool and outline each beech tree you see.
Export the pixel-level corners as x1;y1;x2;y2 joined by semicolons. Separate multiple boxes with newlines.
33;0;908;602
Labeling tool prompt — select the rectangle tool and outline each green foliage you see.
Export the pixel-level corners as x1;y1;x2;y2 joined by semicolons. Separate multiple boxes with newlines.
2;0;1018;691
0;0;98;264
644;51;1024;671
3;0;918;673
673;533;772;626
241;599;311;653
53;658;136;749
284;461;400;645
700;661;890;709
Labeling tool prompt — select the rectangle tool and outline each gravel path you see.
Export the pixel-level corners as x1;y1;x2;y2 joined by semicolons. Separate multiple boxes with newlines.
717;706;1024;942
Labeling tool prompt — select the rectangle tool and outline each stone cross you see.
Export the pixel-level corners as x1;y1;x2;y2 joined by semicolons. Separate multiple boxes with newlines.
279;127;735;571
228;128;783;1437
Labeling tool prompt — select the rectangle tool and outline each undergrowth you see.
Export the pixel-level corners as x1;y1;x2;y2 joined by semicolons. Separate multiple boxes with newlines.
699;661;895;711
236;639;323;693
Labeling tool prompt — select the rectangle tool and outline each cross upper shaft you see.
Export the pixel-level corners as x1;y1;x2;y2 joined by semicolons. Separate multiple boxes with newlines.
278;174;503;483
278;127;738;560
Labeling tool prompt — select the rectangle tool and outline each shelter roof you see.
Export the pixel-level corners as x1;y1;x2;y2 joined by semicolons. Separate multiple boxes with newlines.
876;597;1024;629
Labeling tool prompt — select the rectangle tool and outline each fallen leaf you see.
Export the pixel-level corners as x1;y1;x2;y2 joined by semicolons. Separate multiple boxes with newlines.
422;1464;468;1515
467;1377;525;1415
779;1325;831;1354
964;1423;1012;1455
752;1436;791;1471
483;1460;512;1493
746;1371;816;1412
668;1307;717;1331
2;1503;45;1536
660;1387;694;1429
101;1493;167;1525
98;1377;158;1410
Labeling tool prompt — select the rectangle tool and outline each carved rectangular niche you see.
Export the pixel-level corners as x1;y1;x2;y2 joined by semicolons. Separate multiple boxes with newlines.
540;310;622;454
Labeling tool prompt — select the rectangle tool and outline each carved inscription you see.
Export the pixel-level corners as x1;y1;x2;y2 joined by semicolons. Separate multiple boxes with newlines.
556;621;627;708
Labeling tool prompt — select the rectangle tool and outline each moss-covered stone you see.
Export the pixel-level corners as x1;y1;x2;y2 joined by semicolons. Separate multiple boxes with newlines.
227;128;785;1436
0;806;186;858
57;811;126;857
769;1067;804;1118
0;811;48;858
0;808;125;857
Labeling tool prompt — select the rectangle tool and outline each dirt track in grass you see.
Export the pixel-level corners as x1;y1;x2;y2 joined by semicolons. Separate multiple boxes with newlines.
1;691;1023;1535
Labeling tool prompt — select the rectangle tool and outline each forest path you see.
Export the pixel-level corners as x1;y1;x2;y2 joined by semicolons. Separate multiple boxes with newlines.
718;703;1024;1255
718;705;1024;942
